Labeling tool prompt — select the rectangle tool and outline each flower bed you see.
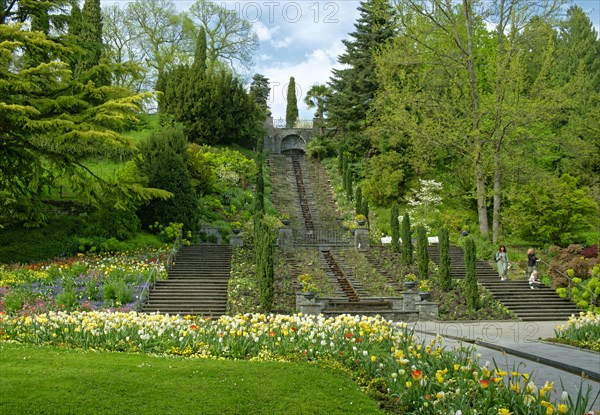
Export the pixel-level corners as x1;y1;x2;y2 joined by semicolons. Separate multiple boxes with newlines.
553;311;600;352
0;311;595;414
0;249;168;314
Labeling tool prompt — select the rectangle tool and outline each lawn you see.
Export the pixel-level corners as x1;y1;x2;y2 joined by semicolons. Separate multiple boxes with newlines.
0;342;385;415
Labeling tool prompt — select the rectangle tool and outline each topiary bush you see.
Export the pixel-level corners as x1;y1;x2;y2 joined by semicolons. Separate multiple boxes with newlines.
415;225;429;279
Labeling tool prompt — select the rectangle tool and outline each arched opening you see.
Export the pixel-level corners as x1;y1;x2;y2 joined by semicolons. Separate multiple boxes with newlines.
280;134;306;154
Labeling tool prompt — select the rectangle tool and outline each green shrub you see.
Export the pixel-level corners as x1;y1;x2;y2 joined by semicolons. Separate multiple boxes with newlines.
56;287;78;311
103;278;133;306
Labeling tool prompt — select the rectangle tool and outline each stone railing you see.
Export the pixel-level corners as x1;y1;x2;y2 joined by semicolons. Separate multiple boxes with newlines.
272;118;314;129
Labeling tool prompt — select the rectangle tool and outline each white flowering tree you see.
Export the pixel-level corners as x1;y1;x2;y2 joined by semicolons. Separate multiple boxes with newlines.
406;179;443;231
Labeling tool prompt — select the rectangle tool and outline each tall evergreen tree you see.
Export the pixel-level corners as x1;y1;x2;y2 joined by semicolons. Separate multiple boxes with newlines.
355;186;363;215
390;204;400;253
438;227;452;291
556;6;600;88
250;73;271;117
81;0;103;67
400;213;413;266
415;225;429;279
0;21;162;227
464;237;479;310
327;0;395;148
193;26;207;73
136;128;198;232
286;76;299;128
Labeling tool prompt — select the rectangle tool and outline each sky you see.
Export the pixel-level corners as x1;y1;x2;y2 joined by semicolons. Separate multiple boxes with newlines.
102;0;600;120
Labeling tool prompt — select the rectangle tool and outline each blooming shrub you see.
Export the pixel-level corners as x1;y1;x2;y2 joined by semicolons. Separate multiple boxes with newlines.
0;311;595;414
554;311;600;352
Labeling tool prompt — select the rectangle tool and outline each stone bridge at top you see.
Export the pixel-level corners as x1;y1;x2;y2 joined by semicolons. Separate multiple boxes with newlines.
263;117;321;154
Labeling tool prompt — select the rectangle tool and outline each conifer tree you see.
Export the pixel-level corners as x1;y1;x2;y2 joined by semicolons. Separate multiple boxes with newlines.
286;76;299;128
355;186;363;215
438;227;452;291
193;26;207;73
327;0;395;147
401;213;413;266
250;73;271;117
415;225;429;279
390;204;400;253
345;168;353;201
362;200;369;222
464;237;479;310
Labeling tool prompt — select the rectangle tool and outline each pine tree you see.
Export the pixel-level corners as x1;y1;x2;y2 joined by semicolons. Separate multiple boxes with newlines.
401;213;413;266
286;76;299;128
390;204;400;253
438;227;452;291
415;225;429;279
327;0;395;141
464;237;479;310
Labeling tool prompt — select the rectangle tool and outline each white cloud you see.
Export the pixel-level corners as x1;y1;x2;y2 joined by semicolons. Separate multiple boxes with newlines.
271;36;292;48
253;21;278;42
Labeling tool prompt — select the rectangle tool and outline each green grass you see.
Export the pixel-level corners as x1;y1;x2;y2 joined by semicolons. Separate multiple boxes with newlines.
0;342;386;415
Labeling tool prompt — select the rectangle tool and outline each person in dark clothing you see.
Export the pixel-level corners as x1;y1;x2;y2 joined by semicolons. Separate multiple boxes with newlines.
526;248;538;279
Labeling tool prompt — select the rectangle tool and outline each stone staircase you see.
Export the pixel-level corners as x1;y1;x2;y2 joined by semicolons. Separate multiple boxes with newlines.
428;245;580;321
142;244;231;316
270;153;405;318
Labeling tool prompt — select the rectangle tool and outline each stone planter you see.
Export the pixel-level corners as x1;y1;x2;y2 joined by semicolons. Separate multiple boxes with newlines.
404;281;417;290
419;291;431;301
301;292;316;301
232;228;241;235
281;219;290;226
356;220;366;227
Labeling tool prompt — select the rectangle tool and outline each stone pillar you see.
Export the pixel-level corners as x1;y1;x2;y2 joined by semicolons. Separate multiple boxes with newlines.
402;288;421;312
417;301;439;320
354;228;370;251
277;227;293;249
296;293;326;315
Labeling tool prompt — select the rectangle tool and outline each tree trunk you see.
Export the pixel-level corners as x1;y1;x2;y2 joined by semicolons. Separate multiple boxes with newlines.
464;0;489;239
492;152;501;244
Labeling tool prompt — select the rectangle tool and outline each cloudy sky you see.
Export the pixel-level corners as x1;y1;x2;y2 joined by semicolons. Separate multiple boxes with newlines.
240;0;600;120
102;0;599;120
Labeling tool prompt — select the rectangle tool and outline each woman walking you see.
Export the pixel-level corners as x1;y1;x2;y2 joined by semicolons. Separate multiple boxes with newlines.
495;245;509;281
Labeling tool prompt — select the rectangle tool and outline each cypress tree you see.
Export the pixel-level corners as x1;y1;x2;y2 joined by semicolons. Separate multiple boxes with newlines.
390;204;400;253
342;155;348;190
257;222;275;313
415;225;429;279
438;227;452;291
464;237;479;310
338;152;345;175
345;168;353;201
355;186;363;215
193;26;207;73
362;200;369;222
401;213;413;265
286;76;299;128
